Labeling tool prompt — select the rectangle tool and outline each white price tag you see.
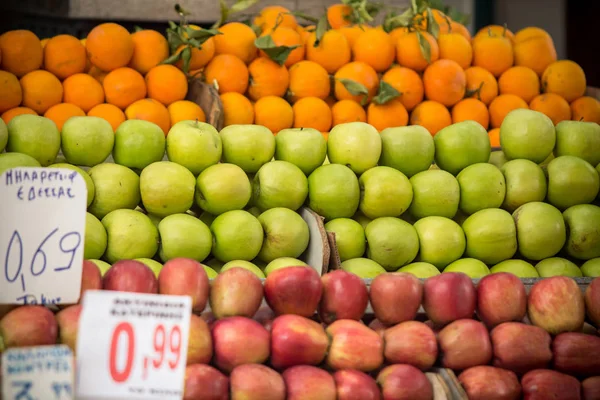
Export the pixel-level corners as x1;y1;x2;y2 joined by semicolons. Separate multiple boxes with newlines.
76;291;191;400
0;167;87;305
1;345;75;400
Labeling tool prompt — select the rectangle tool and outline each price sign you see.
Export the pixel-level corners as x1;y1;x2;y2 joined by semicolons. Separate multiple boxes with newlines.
0;167;87;305
1;345;75;400
76;290;192;400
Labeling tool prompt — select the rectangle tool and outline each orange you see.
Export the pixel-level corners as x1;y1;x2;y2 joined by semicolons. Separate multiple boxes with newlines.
381;66;424;111
413;9;449;31
352;29;395;73
409;100;452;136
292;97;333;131
288;60;331;102
129;29;170;75
305;29;351;74
168;100;206;126
0;71;22;114
259;27;304;67
0;30;43;78
80;38;92;72
488;127;501;148
451;98;490;129
513;27;556;77
103;67;146;110
177;36;215;71
125;98;171;135
570;96;600;124
43;103;85;131
339;25;370;48
297;25;314;45
396;31;439;72
63;73;105;113
254;96;294;133
437;33;472;69
423;59;466;107
145;64;188;106
20;70;63;114
464;66;498;106
488;94;529;128
247;57;290;101
88;65;108;84
474;25;515;42
514;27;552;43
254;5;298;32
334;61;379;104
41;38;50;49
43;34;87;80
472;34;513;77
86;23;134;72
498;66;540;103
1;107;37;125
87;103;126;131
541;60;586;103
367;99;409;131
327;4;353;29
331;99;367;126
529;93;571;126
389;26;410;44
204;54;249;94
450;22;472;41
220;92;254;126
214;22;257;64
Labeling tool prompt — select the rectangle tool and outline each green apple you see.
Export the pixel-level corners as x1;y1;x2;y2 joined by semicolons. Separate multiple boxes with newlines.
324;218;365;262
204;257;225;273
490;259;539;278
61;116;114;167
365;217;419;271
113;119;165;170
0;118;7;151
257;208;309;262
513;202;566;261
457;163;506;215
195;163;251;215
264;257;308;276
358;166;413;219
379;125;435;178
563;204;600;260
352;210;372;230
581;258;600;277
341;258;386;278
500;109;555;163
253;160;308;211
221;260;266;278
555;120;600;166
210;210;264;262
500;159;547;212
434;120;491;176
444;258;490;278
101;209;159;263
84;212;107;260
397;262;440;278
158;213;212;262
88;163;141;220
246;206;261;217
327;122;381;174
89;259;112;276
7;114;60;166
488;150;508;169
220;124;275;173
462;208;517;265
408;169;460;219
275;127;327;175
413;216;466;270
167;120;221;175
535;257;582;278
0;152;41;176
547;155;599;210
135;258;163;278
140;161;196;217
203;264;219;279
48;163;95;207
308;164;360;220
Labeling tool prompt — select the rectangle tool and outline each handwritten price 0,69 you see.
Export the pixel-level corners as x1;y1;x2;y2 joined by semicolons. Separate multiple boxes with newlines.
109;322;182;383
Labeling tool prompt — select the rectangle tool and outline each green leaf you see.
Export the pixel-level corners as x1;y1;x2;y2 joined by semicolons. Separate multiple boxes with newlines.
212;0;230;29
338;78;369;105
161;52;182;65
373;81;401;105
180;46;192;73
314;14;330;47
411;0;419;14
383;7;414;31
292;11;320;24
166;28;185;53
168;21;178;30
416;30;431;64
186;27;221;42
465;81;484;99
230;0;259;13
134;25;143;33
254;35;300;66
426;7;440;38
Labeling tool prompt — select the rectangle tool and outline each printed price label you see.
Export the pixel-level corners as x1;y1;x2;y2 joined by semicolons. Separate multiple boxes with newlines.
0;167;87;305
76;290;191;400
1;345;75;400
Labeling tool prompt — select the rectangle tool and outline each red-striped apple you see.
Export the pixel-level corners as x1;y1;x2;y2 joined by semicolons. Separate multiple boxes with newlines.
230;364;285;400
438;319;492;370
383;321;437;370
458;366;521;400
103;259;158;293
491;322;552;374
264;266;322;317
209;267;263;318
270;314;328;370
423;272;476;326
183;364;228;400
158;258;209;312
319;270;368;323
521;369;581;400
477;272;527;328
333;369;381;400
370;272;422;325
212;317;270;373
377;364;433;400
283;365;336;400
528;276;585;334
326;319;384;372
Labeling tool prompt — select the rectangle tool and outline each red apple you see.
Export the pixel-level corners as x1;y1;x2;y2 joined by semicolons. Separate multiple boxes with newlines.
264;266;322;317
458;366;521;400
187;314;212;365
491;322;552;374
184;364;229;400
583;376;600;400
158;258;209;312
283;365;336;400
585;277;600;327
383;321;438;370
377;364;433;400
521;369;581;400
552;332;600;377
438;319;492;370
270;314;328;370
333;369;381;400
212;316;270;373
318;270;368;324
368;318;388;338
477;272;526;328
0;305;57;349
56;304;82;354
80;260;103;300
103;259;158;293
370;272;423;325
230;364;285;400
423;272;476;326
326;319;384;372
528;276;585;335
209;267;263;319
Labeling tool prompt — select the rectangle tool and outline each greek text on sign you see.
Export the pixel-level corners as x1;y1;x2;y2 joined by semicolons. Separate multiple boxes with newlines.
0;167;87;305
76;290;192;400
1;345;75;400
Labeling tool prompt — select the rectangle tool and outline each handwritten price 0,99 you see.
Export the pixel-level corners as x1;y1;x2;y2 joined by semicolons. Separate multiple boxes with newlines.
109;322;182;383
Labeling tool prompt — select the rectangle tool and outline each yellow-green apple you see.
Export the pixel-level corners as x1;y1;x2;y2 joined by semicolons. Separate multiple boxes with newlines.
283;365;336;400
264;266;322;316
413;216;466;270
210;210;264;262
340;257;386;278
264;257;308;276
490;322;552;374
319;270;369;323
270;314;328;370
500;159;547;212
325;218;365;262
370;272;422;324
195;163;251;215
135;258;162;277
88;163;140;219
489;259;539;278
158;258;209;312
521;369;581;400
383;321;437;370
333;369;381;400
220;124;275;173
500;109;555;163
585;277;600;326
0;152;41;175
7;114;60;166
102;209;159;262
56;304;82;354
457;366;521;400
438;319;492;370
547;156;599;210
462;208;517;265
376;364;433;400
186;314;212;365
0;118;6;151
0;306;57;349
489;150;508;168
353;210;372;229
203;264;218;279
60;116;114;166
358;166;413;219
221;260;265;278
365;217;419;270
89;259;111;276
167;120;221;175
583;377;600;400
308;164;360;220
423;272;476;326
209;267;263;318
157;213;212;262
253;160;308;211
477;272;527;328
49;163;95;206
434;120;491;175
113;119;165;170
380;125;435;177
552;332;600;377
230;364;285;400
184;364;228;400
513;202;566;261
397;262;440;278
528;276;585;334
327;121;381;174
563;204;600;260
535;257;583;277
408;169;460;219
457;163;506;215
326;319;384;372
443;258;490;278
103;259;158;293
555;120;600;167
84;212;107;259
274;127;327;175
257;208;309;263
140;161;196;217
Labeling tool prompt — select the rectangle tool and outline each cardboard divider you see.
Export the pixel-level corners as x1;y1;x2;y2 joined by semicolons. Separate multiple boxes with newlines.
186;79;224;131
299;207;331;276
